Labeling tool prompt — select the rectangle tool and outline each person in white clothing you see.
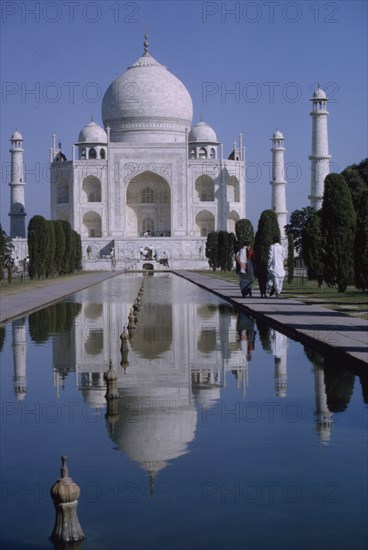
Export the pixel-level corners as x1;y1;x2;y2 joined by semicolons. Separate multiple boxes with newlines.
236;240;254;297
268;236;285;297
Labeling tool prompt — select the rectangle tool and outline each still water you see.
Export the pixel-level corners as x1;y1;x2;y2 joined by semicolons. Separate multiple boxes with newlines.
0;273;367;550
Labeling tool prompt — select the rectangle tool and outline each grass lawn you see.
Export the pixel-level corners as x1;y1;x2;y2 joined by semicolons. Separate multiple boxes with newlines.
193;270;368;320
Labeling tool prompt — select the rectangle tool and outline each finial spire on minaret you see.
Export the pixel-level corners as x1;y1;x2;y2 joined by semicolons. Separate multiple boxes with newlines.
144;32;149;55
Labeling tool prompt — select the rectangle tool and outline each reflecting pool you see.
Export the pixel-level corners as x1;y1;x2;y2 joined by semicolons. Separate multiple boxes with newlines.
1;273;367;550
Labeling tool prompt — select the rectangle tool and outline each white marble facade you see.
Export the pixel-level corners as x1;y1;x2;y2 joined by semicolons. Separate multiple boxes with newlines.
49;37;246;269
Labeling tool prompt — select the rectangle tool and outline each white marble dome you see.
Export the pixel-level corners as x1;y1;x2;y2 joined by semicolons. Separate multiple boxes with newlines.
78;120;107;143
11;129;23;141
189;120;218;143
312;86;327;100
272;129;284;139
102;41;193;143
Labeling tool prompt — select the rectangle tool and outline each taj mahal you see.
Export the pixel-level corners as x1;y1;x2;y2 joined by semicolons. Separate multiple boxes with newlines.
8;35;331;269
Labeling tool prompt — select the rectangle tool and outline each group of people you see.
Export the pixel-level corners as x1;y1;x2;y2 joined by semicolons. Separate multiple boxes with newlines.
139;246;170;267
237;236;285;298
3;255;29;274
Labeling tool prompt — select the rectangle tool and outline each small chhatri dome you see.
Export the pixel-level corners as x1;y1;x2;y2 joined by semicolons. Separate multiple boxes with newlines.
11;129;23;141
272;128;284;139
312;85;327;100
78;120;107;143
102;35;193;143
188;120;218;143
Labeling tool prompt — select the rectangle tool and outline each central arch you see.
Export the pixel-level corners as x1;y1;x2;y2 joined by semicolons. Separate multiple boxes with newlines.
126;171;171;237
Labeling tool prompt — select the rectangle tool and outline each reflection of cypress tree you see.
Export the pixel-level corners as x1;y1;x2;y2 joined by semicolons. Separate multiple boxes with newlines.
256;319;272;352
29;302;81;343
0;326;6;352
55;302;67;333
323;359;355;412
29;309;50;343
358;374;368;404
304;347;324;368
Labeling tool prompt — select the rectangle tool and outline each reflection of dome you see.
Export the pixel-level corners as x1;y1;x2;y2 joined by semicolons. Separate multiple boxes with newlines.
189;121;218;143
192;386;221;408
109;397;197;481
81;388;107;408
101;37;193;143
78;120;107;143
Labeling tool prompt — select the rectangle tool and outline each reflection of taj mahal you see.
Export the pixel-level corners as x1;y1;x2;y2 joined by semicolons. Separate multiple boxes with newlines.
48;35;246;268
56;274;250;487
10;274;342;493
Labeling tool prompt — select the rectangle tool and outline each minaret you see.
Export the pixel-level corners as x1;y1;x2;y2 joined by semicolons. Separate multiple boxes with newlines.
309;85;331;210
313;364;333;445
9;130;27;237
12;317;27;400
270;129;287;240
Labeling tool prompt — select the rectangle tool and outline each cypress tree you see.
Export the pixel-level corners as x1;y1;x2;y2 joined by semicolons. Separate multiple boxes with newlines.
287;232;294;284
61;221;73;274
45;220;56;278
0;224;14;281
302;209;324;288
52;220;66;275
285;207;314;258
321;173;356;292
253;210;280;296
235;219;254;251
27;215;49;279
217;231;235;272
341;160;368;213
205;231;218;271
354;189;368;290
73;230;82;272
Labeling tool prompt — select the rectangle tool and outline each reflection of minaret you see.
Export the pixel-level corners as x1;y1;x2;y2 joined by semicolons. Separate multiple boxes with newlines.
309;85;331;210
271;330;288;397
12;317;27;400
313;365;333;445
270;129;287;241
9;130;27;237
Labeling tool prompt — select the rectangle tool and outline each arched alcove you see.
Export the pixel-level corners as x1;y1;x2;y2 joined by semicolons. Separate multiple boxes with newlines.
83;211;102;237
126;171;171;237
195;175;214;202
195;210;215;237
82;175;101;202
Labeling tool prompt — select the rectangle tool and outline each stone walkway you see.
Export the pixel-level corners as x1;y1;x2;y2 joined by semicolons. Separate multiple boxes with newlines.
0;271;121;325
173;271;368;371
1;270;367;370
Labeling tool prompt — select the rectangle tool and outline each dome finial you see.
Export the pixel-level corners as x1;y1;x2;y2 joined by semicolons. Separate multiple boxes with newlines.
144;31;149;55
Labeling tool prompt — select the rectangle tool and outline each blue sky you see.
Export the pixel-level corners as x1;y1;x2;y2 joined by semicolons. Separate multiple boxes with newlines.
1;0;367;233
